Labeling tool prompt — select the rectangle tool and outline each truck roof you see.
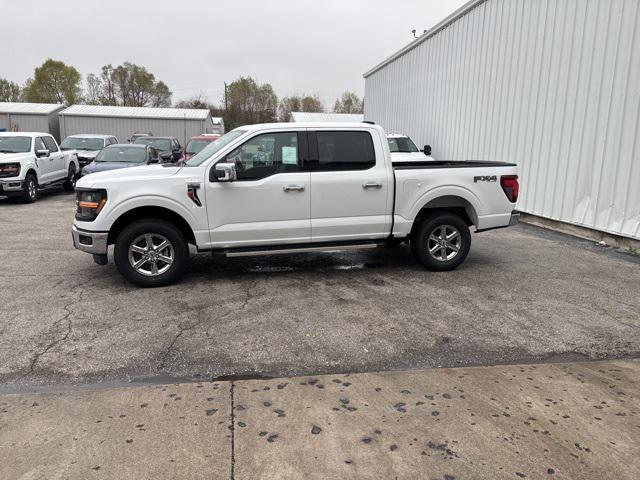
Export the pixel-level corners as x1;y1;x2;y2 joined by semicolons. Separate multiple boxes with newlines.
235;122;384;132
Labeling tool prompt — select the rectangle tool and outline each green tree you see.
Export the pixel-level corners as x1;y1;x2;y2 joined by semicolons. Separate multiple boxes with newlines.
88;63;172;107
333;91;364;114
0;78;21;102
225;77;278;129
23;59;82;105
278;94;323;122
175;94;210;109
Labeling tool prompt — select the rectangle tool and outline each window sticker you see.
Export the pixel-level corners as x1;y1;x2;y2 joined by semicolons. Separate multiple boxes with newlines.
282;146;297;165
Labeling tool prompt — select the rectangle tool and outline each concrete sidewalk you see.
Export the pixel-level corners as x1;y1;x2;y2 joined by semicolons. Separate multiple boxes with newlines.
1;360;638;480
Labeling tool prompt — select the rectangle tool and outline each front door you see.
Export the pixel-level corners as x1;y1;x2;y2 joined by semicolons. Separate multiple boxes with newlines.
205;130;311;248
34;137;55;183
308;129;391;242
42;136;65;180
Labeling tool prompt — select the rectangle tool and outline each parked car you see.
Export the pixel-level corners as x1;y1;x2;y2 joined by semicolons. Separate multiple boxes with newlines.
0;132;79;202
129;132;152;143
183;134;220;161
387;134;434;162
79;144;161;177
133;136;183;162
60;134;118;168
72;122;519;287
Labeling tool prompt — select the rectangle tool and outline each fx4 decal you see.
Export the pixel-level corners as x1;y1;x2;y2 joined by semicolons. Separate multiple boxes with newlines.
474;175;497;183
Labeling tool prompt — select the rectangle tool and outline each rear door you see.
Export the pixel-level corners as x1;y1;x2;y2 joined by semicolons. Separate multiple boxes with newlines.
205;128;311;248
308;128;391;242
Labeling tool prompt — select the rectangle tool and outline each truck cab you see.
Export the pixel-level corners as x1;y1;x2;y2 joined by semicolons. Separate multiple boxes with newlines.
387;133;434;162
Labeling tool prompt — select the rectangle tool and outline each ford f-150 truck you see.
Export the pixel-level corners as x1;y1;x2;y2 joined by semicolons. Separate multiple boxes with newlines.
72;123;519;287
0;132;79;202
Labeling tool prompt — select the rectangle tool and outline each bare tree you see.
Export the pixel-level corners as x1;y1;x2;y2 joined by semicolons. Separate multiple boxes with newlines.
333;91;364;114
278;94;323;122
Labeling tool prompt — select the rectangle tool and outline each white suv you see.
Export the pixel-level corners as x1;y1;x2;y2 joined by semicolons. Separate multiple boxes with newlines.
0;132;79;202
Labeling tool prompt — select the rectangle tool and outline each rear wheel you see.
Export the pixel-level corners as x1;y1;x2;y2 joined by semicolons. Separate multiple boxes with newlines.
63;164;76;191
114;219;189;287
411;213;471;271
21;173;38;203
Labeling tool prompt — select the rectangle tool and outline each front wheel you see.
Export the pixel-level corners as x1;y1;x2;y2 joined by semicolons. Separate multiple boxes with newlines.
21;173;38;203
114;219;189;287
411;213;471;271
63;164;77;191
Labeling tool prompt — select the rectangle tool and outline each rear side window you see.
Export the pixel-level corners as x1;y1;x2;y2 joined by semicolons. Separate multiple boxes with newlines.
315;131;375;171
43;136;59;152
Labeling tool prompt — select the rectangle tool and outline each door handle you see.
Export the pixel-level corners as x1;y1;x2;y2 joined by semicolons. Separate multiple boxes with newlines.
283;184;305;192
362;182;383;189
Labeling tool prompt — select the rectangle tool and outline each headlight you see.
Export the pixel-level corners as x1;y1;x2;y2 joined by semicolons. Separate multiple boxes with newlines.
0;163;21;177
75;188;107;221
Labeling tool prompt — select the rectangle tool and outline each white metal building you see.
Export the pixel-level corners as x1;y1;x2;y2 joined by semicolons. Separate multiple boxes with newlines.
364;0;640;240
59;105;222;145
290;112;364;122
0;102;65;140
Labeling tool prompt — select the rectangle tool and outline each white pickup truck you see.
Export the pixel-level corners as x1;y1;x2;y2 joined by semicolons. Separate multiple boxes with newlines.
72;123;519;287
0;132;79;202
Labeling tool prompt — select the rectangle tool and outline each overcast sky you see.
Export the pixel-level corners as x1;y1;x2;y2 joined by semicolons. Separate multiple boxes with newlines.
1;0;467;107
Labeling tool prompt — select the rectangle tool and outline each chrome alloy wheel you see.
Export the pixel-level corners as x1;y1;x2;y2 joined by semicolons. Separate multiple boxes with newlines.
128;233;175;276
27;178;37;200
427;224;462;262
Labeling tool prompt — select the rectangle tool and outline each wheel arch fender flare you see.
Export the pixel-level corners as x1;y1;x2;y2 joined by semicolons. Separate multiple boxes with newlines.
408;186;482;227
104;197;198;245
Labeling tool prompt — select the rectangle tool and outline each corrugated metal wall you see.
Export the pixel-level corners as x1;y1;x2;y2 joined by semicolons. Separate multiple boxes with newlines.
364;0;640;239
0;114;57;139
59;116;209;146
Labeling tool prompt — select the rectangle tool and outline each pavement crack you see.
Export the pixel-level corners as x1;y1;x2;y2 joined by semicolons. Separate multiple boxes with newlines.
24;291;83;377
230;380;236;480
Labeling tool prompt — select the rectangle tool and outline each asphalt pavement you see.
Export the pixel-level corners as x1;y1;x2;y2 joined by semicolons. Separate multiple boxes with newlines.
0;189;639;393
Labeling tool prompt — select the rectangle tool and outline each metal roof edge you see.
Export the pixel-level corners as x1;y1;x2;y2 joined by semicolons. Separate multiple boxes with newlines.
363;0;487;78
58;112;209;121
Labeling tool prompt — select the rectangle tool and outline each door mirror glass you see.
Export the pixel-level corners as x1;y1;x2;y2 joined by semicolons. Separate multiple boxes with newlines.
36;149;50;158
423;145;432;156
212;162;237;182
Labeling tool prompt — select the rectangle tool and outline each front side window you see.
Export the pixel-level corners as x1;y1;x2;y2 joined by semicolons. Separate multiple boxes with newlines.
34;137;47;152
43;136;59;153
315;131;375;171
0;136;31;153
223;132;299;181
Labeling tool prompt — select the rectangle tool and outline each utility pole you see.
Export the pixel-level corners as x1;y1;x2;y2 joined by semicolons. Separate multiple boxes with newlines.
224;82;228;113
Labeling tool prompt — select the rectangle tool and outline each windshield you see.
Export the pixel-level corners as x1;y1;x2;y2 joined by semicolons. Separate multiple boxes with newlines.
60;137;104;151
388;136;419;153
95;146;147;163
134;137;171;151
186;130;246;166
0;136;32;153
186;139;211;155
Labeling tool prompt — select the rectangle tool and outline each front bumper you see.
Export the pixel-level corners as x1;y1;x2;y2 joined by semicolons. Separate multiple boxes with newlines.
72;224;108;255
0;178;24;192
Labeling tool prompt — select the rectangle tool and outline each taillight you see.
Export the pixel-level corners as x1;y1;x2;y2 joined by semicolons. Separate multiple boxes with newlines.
500;175;519;203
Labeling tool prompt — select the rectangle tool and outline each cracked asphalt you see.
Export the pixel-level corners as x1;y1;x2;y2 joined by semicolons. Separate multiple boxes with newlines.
0;189;639;393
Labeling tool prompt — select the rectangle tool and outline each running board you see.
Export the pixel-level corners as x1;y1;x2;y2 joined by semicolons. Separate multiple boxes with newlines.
224;242;380;258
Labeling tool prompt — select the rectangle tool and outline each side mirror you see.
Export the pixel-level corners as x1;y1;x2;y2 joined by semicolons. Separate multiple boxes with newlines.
423;145;432;156
211;162;237;182
36;149;50;158
148;157;159;164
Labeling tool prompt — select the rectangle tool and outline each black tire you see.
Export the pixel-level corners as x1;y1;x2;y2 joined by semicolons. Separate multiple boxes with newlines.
21;173;38;203
114;219;189;287
63;164;76;191
411;213;471;271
